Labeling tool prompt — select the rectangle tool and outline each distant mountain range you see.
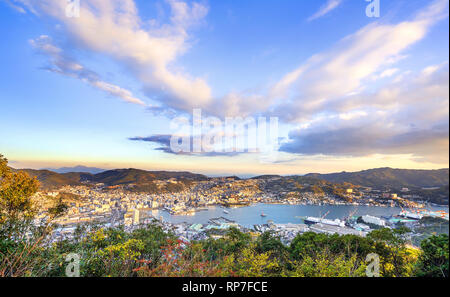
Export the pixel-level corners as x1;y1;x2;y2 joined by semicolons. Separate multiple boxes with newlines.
19;169;84;189
18;167;449;191
42;166;107;174
305;168;449;189
21;168;208;190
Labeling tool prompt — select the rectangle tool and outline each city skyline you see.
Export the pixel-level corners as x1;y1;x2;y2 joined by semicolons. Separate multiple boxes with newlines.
1;0;449;176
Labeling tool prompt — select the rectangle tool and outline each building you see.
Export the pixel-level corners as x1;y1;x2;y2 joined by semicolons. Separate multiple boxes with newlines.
133;209;140;225
362;215;386;226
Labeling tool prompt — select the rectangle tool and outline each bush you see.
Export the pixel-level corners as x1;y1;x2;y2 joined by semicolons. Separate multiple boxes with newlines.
415;234;449;277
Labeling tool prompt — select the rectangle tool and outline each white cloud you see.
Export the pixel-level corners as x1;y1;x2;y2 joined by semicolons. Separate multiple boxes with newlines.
17;0;211;111
280;63;449;164
212;0;448;124
307;0;343;22
2;0;27;13
374;68;400;80
30;35;145;106
269;0;448;122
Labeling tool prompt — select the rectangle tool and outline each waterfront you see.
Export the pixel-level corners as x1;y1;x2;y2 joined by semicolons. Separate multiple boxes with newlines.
154;203;450;228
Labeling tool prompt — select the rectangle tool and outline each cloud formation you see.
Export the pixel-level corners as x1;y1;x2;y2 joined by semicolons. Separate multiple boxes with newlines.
280;63;449;164
29;35;145;105
269;0;448;123
307;0;343;22
17;0;211;111
129;135;244;157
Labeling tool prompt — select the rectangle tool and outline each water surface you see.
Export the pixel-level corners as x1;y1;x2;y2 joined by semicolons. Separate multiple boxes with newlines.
151;204;449;228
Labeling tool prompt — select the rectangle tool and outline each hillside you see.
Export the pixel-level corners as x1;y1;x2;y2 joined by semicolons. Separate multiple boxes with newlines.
18;168;208;190
89;169;208;186
20;169;83;189
18;167;449;196
305;168;449;189
43;165;106;174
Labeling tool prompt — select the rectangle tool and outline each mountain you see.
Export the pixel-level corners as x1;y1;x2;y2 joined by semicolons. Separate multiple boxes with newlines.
305;168;449;189
42;166;106;174
19;167;449;193
88;169;208;186
19;168;208;190
20;169;83;189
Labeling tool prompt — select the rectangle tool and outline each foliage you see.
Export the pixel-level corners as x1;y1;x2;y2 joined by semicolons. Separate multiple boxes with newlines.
289;251;366;277
0;155;39;223
367;227;414;277
415;234;449;277
0;153;447;277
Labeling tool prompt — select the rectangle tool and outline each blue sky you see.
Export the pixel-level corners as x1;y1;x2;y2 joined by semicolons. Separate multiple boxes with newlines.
0;0;448;176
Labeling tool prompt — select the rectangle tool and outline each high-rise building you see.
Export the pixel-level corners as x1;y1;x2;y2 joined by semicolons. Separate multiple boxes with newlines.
133;209;140;225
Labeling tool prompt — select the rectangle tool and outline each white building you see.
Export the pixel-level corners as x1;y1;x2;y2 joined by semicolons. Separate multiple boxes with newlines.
133;209;140;225
362;215;386;226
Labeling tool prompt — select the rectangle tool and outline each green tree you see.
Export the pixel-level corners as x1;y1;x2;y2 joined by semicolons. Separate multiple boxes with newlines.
290;232;331;260
0;154;39;224
290;251;366;277
367;227;413;277
256;231;287;256
415;234;449;277
0;153;67;276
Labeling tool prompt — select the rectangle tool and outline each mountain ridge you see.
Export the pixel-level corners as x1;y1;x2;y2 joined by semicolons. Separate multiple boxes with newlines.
42;165;107;174
305;167;449;189
17;167;449;191
20;168;209;190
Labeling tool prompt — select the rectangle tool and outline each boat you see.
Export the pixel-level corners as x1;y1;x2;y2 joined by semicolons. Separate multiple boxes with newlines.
261;212;267;217
223;209;230;214
399;210;423;220
302;216;346;227
420;210;449;221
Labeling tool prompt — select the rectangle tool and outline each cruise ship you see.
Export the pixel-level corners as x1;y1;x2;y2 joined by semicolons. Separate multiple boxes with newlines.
399;210;423;220
421;210;449;221
399;209;449;221
302;216;346;227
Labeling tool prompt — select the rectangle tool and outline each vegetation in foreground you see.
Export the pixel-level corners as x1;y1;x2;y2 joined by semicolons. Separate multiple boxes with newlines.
1;154;448;277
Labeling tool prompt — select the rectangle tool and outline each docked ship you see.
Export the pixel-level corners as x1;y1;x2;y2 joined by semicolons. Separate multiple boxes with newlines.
399;209;449;221
399;210;423;220
302;216;346;227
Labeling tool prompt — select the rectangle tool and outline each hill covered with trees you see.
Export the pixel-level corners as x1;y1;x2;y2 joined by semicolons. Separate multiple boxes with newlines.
18;168;209;190
305;168;449;189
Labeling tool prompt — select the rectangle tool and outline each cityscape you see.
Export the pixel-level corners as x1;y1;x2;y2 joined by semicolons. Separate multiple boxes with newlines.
27;168;448;247
0;0;449;283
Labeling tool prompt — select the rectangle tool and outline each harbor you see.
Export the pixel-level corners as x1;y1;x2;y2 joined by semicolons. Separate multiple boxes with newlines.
155;203;449;228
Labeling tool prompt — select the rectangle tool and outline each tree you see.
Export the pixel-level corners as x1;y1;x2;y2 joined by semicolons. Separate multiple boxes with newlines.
256;231;287;256
0;154;39;224
290;232;331;260
290;250;366;277
232;244;279;277
415;234;449;277
367;227;414;277
0;153;67;276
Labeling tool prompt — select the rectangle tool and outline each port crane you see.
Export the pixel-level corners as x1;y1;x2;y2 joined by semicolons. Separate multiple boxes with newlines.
319;211;330;222
345;208;358;224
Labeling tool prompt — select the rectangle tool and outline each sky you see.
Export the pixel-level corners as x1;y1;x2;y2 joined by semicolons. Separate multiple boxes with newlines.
0;0;449;176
